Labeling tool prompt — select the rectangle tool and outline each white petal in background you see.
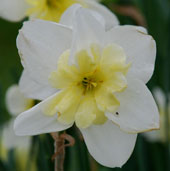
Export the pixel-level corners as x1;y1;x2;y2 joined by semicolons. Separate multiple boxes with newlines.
0;0;28;22
106;25;156;84
106;77;159;134
5;84;33;116
14;93;73;136
143;88;170;142
2;119;31;150
143;130;161;142
152;88;166;108
81;121;137;168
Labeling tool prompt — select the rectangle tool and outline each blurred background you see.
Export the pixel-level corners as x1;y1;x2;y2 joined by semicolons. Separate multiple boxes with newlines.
0;0;169;170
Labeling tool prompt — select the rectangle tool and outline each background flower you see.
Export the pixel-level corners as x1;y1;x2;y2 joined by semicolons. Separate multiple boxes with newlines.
0;0;118;29
0;85;36;171
143;88;170;142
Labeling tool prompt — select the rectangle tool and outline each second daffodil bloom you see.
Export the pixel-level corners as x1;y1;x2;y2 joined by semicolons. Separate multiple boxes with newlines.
143;88;170;143
0;0;118;29
0;85;36;171
14;5;159;168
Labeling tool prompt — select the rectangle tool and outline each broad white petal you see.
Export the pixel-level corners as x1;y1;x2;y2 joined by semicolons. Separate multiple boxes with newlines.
2;119;31;149
5;84;33;116
60;4;105;29
80;121;137;168
69;7;105;64
82;0;119;30
60;4;82;27
17;20;72;95
0;0;28;22
14;93;72;136
106;25;156;83
106;77;159;133
19;70;57;100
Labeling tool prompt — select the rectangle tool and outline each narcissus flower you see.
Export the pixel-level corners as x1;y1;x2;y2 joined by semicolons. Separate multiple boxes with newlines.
0;0;118;29
14;5;159;167
143;88;170;142
0;85;36;171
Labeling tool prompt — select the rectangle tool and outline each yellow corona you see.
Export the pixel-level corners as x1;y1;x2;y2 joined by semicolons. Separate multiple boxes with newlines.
43;44;130;128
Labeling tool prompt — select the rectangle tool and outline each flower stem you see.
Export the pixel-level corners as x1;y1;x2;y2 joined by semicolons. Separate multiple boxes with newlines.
51;132;65;171
51;132;75;171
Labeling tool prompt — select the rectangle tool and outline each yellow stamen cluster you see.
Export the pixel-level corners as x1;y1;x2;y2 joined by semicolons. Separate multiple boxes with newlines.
80;68;103;94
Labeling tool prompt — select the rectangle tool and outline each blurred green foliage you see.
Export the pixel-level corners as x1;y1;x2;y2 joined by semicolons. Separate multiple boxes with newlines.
0;0;169;170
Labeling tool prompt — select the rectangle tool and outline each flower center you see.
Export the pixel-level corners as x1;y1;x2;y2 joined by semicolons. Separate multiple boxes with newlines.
82;76;97;93
82;77;97;89
80;67;104;94
44;44;130;128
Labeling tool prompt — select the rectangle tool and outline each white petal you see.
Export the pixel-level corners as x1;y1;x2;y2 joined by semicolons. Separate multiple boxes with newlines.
122;25;148;34
19;70;57;100
0;0;28;22
60;4;105;29
2;119;31;149
69;7;105;64
60;4;83;27
106;77;160;133
5;84;33;116
17;20;72;97
82;0;119;30
106;25;156;83
142;130;161;142
14;93;72;136
80;121;137;168
152;87;165;108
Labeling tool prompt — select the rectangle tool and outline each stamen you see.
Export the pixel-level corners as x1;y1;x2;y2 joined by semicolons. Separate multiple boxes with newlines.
81;76;101;95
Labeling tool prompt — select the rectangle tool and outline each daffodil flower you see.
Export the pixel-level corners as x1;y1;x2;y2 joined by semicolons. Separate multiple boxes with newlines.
0;0;118;29
14;5;159;167
143;88;170;142
0;85;35;171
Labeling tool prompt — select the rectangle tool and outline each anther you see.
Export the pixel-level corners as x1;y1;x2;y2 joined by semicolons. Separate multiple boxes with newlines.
116;112;119;115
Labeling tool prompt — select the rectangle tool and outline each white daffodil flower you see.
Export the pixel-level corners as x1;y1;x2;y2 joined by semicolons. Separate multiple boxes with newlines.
0;0;118;29
0;85;35;171
143;88;170;142
14;5;159;168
